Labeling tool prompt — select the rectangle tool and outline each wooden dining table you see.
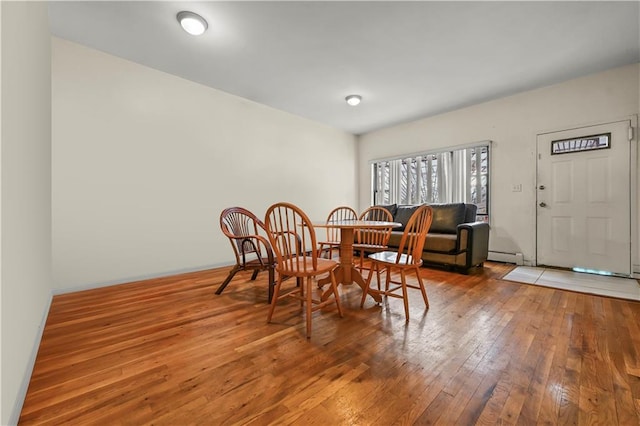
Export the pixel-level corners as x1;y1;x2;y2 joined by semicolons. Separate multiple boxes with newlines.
313;219;401;303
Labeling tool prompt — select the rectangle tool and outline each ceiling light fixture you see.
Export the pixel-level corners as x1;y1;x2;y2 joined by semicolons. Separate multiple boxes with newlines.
345;94;362;106
177;11;208;36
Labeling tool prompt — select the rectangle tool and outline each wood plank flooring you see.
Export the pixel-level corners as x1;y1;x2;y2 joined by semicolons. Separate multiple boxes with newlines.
19;262;640;425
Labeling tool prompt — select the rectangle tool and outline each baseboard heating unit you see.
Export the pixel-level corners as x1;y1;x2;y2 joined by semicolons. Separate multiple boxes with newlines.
488;251;524;266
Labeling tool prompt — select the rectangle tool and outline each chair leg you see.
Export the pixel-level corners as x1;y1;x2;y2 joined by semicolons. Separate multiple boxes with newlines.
415;267;429;308
400;269;410;321
268;267;275;303
250;270;259;281
306;277;313;338
385;267;392;292
376;264;383;291
360;263;376;308
215;266;241;295
330;270;343;318
267;274;284;323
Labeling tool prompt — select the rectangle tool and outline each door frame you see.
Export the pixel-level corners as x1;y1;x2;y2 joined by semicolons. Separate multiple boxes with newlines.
534;115;638;278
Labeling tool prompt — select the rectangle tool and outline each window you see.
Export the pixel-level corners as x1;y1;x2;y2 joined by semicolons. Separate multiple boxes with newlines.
551;133;610;155
371;142;490;222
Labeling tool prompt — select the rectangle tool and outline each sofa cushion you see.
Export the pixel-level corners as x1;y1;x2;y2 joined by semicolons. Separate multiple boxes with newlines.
429;203;466;234
375;203;397;219
464;204;478;223
388;231;458;253
394;205;421;231
424;233;458;253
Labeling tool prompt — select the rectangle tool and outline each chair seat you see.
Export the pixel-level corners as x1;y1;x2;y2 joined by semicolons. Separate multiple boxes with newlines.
318;240;341;247
368;250;422;267
353;243;387;251
244;257;276;268
277;256;338;277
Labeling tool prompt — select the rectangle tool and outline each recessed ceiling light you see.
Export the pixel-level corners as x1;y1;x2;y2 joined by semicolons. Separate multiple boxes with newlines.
345;94;362;106
177;11;208;36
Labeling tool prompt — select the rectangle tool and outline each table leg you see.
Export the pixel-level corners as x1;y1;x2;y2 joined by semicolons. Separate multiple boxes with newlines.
318;227;382;303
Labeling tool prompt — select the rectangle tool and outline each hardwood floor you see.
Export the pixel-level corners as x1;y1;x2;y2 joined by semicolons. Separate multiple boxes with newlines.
19;262;640;425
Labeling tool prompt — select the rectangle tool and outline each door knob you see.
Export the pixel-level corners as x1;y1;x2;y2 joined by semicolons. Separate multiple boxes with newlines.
539;202;547;207
539;185;545;190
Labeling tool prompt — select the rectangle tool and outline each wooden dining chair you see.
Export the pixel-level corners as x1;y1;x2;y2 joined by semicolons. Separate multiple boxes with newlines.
218;207;276;302
317;206;357;259
264;202;343;338
353;206;394;275
360;205;433;321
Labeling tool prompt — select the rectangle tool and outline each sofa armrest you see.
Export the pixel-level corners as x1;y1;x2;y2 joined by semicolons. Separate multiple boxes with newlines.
456;221;490;268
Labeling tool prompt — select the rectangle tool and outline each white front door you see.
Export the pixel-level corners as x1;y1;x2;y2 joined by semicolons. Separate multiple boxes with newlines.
536;121;631;276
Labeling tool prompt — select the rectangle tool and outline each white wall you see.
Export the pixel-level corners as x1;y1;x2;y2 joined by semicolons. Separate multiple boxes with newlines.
52;38;357;291
1;2;53;424
358;64;640;270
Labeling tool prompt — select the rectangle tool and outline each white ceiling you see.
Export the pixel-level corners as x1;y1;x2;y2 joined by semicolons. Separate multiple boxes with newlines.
48;1;640;135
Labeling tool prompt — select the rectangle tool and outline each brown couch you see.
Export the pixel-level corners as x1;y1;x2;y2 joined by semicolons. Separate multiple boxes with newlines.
375;203;490;273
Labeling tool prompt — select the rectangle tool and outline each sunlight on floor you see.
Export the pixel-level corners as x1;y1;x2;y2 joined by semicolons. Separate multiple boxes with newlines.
502;266;640;301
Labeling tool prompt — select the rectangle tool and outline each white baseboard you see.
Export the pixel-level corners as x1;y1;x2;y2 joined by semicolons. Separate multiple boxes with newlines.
52;262;232;295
